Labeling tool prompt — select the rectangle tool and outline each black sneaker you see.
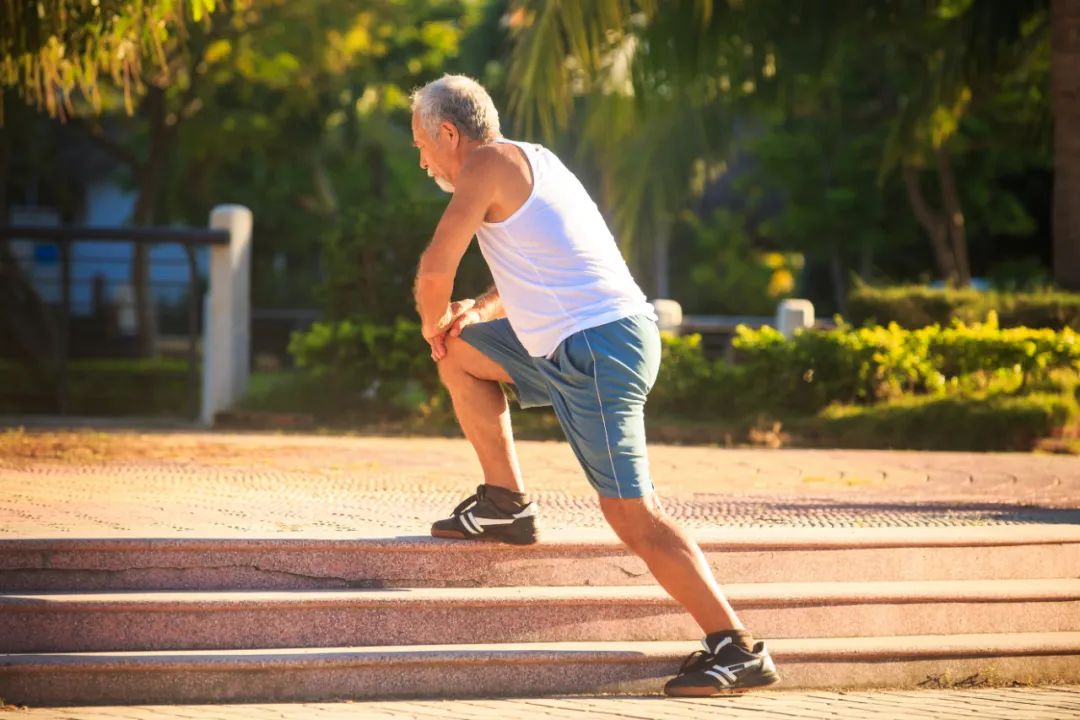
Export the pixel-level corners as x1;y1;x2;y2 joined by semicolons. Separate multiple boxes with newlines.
664;636;780;696
430;484;538;545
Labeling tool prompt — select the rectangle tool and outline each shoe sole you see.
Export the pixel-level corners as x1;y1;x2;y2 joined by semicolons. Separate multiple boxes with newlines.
430;527;539;546
665;672;781;697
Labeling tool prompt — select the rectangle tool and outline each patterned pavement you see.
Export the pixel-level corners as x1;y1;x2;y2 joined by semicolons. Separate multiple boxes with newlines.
1;429;1078;538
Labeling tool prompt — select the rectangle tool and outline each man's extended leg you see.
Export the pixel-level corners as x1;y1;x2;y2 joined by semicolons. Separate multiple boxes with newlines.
539;315;779;695
600;495;779;696
599;494;741;634
437;334;524;493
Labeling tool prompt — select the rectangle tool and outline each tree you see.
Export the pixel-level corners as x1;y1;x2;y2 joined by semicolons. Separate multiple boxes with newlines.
0;0;220;119
506;1;1057;295
2;0;228;359
5;0;483;361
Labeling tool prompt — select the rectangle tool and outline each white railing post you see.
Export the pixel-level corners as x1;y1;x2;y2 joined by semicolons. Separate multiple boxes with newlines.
200;205;252;425
652;298;684;333
777;298;814;338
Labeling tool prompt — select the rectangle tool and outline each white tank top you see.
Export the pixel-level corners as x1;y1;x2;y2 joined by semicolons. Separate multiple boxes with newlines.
474;139;656;358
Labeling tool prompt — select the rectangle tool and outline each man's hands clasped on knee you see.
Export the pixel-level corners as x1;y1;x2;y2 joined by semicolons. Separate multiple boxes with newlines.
424;298;479;362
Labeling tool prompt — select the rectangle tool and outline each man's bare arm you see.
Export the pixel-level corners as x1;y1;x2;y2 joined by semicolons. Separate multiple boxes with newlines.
414;149;500;357
472;285;505;321
446;285;503;339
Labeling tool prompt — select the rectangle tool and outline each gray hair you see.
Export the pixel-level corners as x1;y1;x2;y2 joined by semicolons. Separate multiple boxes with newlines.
410;74;500;142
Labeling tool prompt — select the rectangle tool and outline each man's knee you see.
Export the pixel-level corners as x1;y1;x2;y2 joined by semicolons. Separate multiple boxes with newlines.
436;336;469;385
437;334;514;387
600;495;668;547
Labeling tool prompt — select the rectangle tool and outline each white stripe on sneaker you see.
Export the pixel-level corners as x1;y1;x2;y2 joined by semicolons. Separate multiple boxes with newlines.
705;636;733;654
704;669;731;685
473;516;515;526
460;512;482;535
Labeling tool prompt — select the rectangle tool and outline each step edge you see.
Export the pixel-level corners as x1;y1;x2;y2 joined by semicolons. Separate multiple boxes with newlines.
4;579;1080;610
4;632;1080;670
4;525;1080;553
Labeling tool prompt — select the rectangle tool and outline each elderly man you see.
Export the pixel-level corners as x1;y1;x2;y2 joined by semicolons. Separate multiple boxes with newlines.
410;74;779;697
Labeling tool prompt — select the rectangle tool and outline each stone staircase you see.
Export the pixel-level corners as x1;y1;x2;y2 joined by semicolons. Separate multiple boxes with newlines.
2;526;1079;706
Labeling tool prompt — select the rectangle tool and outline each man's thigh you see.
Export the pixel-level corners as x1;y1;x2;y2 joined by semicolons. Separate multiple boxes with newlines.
457;319;553;409
445;334;514;384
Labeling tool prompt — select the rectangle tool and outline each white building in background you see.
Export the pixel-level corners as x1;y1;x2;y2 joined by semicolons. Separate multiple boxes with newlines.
10;181;210;330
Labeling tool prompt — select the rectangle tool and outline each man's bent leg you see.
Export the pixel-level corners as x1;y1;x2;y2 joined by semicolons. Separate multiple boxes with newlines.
438;334;524;493
599;494;742;634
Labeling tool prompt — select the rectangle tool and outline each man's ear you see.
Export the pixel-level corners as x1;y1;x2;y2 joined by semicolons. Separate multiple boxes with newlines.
441;121;459;148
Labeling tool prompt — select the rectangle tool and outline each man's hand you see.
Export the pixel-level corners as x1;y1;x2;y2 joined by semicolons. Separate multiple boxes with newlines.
448;299;482;338
424;299;476;362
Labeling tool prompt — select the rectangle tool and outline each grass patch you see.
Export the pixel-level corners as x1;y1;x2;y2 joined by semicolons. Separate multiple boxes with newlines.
0;358;192;417
787;392;1078;451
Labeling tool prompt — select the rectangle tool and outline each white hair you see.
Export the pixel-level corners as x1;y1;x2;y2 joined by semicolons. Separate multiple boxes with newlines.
410;74;500;142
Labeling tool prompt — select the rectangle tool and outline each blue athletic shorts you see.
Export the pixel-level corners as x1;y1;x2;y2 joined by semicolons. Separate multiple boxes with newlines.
459;314;661;499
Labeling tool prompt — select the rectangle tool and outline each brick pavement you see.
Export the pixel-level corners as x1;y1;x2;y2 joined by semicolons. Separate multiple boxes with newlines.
3;687;1079;719
0;429;1077;538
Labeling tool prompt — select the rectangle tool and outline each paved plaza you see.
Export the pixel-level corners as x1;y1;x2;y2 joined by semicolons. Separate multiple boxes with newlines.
1;429;1078;539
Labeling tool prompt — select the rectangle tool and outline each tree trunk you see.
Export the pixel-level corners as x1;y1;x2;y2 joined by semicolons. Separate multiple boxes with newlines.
130;86;168;358
902;164;960;285
829;243;847;316
653;217;671;299
1052;0;1080;290
935;148;971;286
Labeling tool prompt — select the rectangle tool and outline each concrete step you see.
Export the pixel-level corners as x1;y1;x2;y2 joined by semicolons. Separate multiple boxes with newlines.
4;579;1078;653
3;632;1078;706
4;526;1079;591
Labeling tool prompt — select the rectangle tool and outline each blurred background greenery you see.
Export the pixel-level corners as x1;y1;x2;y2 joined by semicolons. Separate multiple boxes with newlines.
2;0;1079;451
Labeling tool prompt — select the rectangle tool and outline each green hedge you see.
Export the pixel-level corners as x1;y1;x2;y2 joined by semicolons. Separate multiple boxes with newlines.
649;318;1079;449
793;393;1076;452
722;316;1080;414
0;358;191;416
275;314;1079;450
847;284;1080;330
285;316;446;419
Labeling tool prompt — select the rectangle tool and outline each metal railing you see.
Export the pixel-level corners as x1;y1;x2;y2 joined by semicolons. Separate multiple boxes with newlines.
0;225;230;420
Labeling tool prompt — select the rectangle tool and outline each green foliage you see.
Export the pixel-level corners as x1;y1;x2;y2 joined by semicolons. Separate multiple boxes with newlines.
729;318;1080;414
647;317;1079;451
1;0;221;118
287;316;445;416
848;284;1080;329
507;0;1054;299
669;210;799;315
169;0;487;309
316;200;491;324
272;314;1080;449
0;359;189;416
647;332;733;418
801;393;1077;452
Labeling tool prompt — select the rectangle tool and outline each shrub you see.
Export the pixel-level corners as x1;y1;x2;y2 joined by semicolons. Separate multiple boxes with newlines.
796;393;1078;451
0;358;190;416
728;318;1080;414
316;200;491;324
847;283;1080;330
286;316;444;418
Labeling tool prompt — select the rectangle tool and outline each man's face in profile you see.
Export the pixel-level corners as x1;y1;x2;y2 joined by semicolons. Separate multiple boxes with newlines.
411;112;455;193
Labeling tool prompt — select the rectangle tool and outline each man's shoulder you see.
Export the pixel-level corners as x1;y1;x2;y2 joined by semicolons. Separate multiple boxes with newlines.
476;141;533;166
462;142;536;190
